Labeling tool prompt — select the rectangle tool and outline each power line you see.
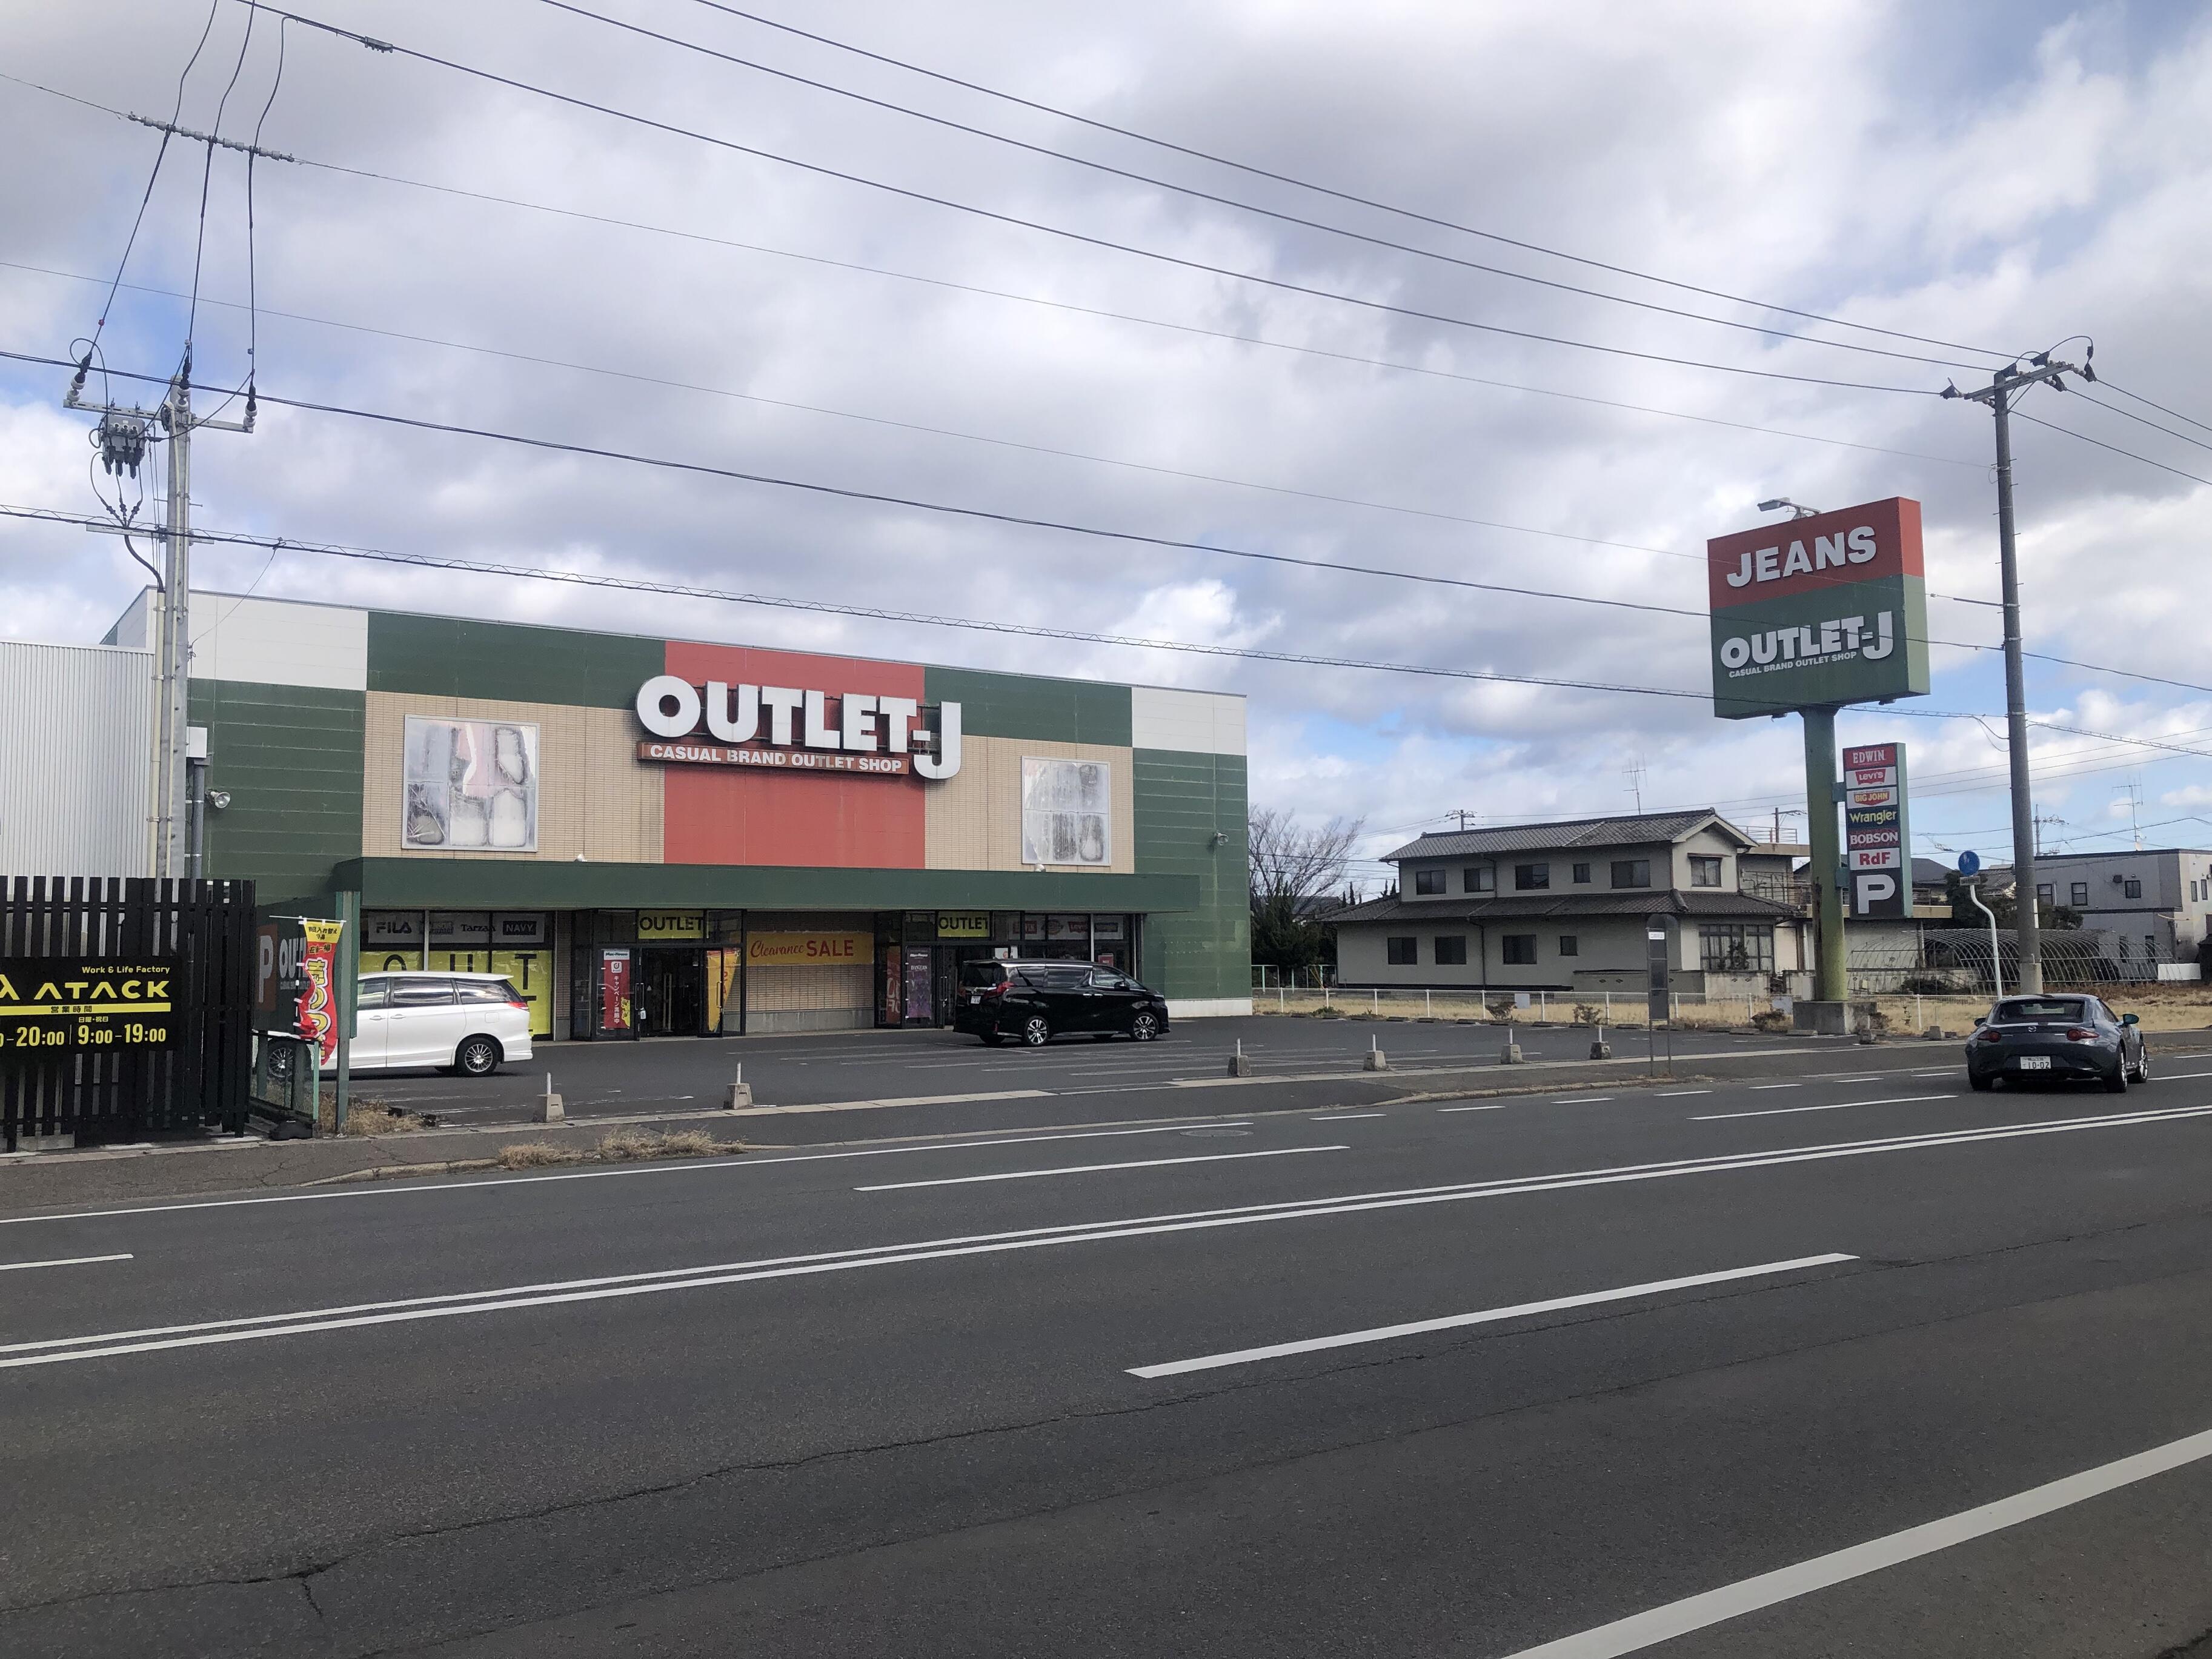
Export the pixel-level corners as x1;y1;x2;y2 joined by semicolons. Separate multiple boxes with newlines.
2016;409;2212;489
2097;379;2212;439
10;346;2204;698
259;5;1938;396
185;0;262;351
2068;388;2212;456
1;68;1984;471
679;0;2022;364
530;0;1991;373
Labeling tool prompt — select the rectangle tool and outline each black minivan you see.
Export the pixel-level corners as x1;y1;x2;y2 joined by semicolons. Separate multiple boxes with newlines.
952;960;1171;1046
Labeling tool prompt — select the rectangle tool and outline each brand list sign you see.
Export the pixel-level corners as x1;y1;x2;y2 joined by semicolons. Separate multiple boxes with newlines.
1844;742;1911;918
1707;498;1931;719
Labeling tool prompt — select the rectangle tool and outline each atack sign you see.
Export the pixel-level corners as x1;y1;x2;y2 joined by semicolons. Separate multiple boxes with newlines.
1707;498;1931;719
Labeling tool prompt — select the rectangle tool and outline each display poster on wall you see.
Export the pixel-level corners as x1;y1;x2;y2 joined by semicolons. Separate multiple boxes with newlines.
297;919;345;1066
599;949;632;1034
402;717;539;851
903;947;933;1023
1844;742;1912;919
746;932;873;968
489;949;554;1037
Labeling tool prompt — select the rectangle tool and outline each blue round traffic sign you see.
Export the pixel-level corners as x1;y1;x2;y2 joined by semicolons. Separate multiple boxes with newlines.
1957;850;1981;876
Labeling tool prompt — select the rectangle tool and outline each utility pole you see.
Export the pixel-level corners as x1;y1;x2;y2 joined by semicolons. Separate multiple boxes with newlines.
68;350;253;878
1942;350;2090;994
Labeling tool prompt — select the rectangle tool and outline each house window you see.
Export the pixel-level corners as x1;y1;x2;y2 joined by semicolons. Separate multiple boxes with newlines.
1558;935;1579;957
1434;936;1467;966
1413;868;1446;896
1611;859;1652;888
2125;878;2143;899
1386;937;1417;966
1501;934;1538;965
1698;924;1775;973
2071;882;2090;906
1515;863;1550;891
2036;883;2054;905
2147;933;2158;961
1689;856;1722;888
1464;866;1495;894
1572;862;1592;884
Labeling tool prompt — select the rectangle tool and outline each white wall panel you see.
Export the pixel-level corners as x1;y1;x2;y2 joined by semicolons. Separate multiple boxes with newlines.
1131;686;1246;755
0;640;154;876
185;591;368;690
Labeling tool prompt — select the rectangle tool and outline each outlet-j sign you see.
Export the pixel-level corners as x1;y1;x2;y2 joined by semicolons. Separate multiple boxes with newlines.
1708;497;1931;719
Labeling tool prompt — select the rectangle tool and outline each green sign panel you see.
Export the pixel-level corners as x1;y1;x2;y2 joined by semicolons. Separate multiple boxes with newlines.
1709;497;1931;718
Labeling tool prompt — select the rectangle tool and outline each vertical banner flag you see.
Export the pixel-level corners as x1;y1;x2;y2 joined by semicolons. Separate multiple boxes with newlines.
1708;499;1931;718
296;919;346;1065
1843;743;1911;918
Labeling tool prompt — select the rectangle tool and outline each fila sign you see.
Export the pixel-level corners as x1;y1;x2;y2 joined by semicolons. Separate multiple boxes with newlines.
633;677;963;781
1707;498;1931;719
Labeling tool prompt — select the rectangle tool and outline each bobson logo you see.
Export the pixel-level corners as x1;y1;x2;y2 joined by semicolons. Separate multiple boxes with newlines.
633;677;962;781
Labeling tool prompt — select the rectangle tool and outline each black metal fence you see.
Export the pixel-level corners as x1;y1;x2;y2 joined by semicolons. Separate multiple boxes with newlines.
1;876;256;1151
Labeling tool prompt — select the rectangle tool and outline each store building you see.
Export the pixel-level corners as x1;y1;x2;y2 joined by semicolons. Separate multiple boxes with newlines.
102;591;1251;1037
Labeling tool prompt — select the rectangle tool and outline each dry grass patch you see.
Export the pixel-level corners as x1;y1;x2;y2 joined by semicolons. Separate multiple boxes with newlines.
496;1127;729;1171
316;1096;431;1137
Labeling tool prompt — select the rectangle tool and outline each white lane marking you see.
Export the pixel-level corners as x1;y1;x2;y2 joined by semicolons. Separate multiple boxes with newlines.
0;1253;132;1274
1551;1095;1613;1104
1656;1090;1712;1098
854;1146;1345;1192
1439;1103;1513;1114
1128;1253;1856;1378
0;1121;1254;1228
1749;1083;1802;1091
17;1103;2212;1371
2157;1069;2212;1080
1309;1112;1386;1121
1692;1095;1953;1122
1494;1421;2212;1658
1828;1076;1888;1083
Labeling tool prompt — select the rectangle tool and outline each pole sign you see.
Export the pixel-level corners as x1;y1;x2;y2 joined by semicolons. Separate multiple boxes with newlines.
1708;498;1930;718
1844;742;1911;917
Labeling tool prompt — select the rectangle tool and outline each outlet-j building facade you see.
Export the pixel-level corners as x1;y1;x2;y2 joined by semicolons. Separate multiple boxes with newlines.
105;592;1250;1039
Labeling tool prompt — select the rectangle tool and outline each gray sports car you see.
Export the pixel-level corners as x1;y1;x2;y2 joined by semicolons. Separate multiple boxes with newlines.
1965;993;2147;1092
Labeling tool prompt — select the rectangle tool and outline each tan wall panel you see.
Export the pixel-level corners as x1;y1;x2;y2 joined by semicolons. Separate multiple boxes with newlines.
362;691;663;863
745;962;875;1012
925;736;1133;873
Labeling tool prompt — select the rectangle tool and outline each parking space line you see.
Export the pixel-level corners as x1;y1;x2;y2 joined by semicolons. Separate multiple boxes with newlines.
855;1145;1346;1192
1693;1095;1951;1122
0;1253;133;1274
1490;1419;2212;1658
1127;1252;1855;1378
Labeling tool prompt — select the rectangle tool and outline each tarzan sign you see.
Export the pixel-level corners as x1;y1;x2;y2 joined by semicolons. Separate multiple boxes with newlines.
0;959;178;1056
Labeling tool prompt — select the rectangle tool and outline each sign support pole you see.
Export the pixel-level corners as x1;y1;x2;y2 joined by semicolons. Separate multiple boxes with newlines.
1803;706;1847;1005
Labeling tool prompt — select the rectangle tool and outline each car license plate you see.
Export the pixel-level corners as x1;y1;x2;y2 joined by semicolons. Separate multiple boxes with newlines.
2016;1056;2052;1071
969;993;981;1005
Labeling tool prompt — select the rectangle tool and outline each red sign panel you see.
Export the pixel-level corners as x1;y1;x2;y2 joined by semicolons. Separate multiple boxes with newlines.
1708;500;1924;611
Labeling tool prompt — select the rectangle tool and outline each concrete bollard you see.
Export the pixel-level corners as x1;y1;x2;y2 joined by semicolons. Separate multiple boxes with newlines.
535;1072;565;1123
1363;1034;1389;1072
1500;1042;1524;1065
726;1062;754;1109
1855;1020;1878;1046
1227;1038;1253;1077
1922;1025;1948;1041
1589;1023;1612;1060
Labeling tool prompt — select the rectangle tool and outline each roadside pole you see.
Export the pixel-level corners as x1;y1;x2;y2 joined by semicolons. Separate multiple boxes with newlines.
334;890;359;1134
1803;707;1847;1003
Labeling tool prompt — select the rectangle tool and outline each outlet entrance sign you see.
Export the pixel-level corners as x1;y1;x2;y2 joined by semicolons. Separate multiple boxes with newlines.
1708;498;1931;718
1844;742;1911;918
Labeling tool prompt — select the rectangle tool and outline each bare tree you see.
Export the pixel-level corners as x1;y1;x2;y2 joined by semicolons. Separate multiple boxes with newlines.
1249;809;1365;972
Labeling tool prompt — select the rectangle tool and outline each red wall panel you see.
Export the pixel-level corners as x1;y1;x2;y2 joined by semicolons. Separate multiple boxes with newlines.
660;641;927;869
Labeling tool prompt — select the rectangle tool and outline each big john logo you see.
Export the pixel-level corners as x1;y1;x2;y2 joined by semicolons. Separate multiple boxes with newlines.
1706;499;1931;719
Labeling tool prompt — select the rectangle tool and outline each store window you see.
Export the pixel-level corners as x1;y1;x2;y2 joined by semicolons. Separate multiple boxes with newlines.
1612;859;1652;888
1464;866;1495;894
1386;937;1417;966
1690;856;1722;888
1514;863;1550;891
1413;868;1446;895
1501;934;1537;965
1698;924;1775;973
1434;936;1467;966
1021;757;1111;866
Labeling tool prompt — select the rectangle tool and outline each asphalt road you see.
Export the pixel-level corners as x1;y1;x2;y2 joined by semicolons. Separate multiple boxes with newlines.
7;1040;2212;1656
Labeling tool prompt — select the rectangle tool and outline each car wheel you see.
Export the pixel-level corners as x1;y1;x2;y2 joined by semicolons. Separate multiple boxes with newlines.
1131;1012;1160;1042
1968;1070;1993;1092
2102;1063;2128;1094
265;1044;295;1081
1020;1015;1051;1047
2130;1046;2151;1085
455;1036;502;1077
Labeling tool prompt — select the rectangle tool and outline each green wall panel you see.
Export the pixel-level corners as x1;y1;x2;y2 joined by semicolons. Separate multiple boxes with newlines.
190;680;365;911
367;613;664;708
1134;750;1249;1002
923;667;1132;746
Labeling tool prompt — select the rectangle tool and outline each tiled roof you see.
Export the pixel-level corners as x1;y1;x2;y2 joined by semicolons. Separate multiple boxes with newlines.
1329;888;1802;925
1382;810;1750;863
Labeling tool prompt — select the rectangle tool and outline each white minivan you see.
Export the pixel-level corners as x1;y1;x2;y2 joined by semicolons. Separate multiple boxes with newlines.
353;972;534;1076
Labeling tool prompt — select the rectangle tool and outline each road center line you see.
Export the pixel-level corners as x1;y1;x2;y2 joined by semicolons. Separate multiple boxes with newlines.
0;1252;132;1274
1493;1420;2212;1658
854;1146;1344;1192
1127;1253;1855;1378
1693;1095;1953;1122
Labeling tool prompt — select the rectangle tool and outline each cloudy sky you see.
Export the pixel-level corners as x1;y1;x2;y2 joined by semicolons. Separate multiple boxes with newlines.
3;0;2208;887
